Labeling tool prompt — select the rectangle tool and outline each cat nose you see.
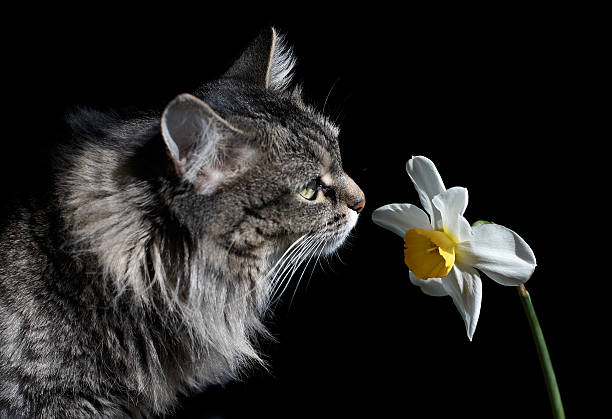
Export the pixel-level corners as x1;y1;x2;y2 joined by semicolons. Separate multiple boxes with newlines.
343;174;365;213
348;198;366;213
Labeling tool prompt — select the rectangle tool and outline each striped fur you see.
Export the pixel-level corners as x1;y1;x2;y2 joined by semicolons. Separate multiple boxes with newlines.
0;28;364;417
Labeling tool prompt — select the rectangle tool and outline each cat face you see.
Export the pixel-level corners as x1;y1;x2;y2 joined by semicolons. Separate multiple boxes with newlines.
160;28;364;271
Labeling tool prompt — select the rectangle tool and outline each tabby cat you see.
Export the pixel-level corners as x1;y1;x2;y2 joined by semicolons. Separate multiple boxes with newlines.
0;28;364;417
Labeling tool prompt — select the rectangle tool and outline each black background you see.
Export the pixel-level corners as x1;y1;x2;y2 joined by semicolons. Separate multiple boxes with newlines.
2;6;601;419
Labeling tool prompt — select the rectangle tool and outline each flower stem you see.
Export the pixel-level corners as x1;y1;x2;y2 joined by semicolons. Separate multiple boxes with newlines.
517;284;565;419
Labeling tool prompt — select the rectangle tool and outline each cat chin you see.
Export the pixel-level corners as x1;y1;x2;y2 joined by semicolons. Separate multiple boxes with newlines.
321;211;359;255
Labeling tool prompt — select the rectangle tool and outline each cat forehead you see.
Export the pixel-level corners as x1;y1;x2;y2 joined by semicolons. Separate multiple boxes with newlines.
225;98;339;157
236;90;338;138
264;97;340;157
271;113;341;169
196;81;341;163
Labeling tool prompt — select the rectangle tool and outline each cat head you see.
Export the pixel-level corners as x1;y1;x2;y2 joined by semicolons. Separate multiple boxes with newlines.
160;27;364;263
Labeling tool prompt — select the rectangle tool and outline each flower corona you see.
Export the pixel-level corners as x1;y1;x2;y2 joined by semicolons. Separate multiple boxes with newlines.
404;228;455;279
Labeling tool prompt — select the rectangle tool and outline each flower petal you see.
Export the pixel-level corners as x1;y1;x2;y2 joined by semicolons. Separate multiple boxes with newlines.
406;156;446;227
431;187;473;241
372;203;432;238
409;271;447;296
457;223;536;286
442;264;482;341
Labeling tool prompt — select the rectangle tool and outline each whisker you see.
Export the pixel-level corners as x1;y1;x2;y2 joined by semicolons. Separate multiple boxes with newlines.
236;234;308;305
263;234;308;282
270;233;325;305
310;236;328;280
264;235;311;294
268;235;316;298
288;237;326;308
270;235;318;301
322;77;340;115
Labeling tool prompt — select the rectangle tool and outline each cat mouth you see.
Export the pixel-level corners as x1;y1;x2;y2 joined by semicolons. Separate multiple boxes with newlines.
320;212;359;256
263;213;359;303
268;211;358;279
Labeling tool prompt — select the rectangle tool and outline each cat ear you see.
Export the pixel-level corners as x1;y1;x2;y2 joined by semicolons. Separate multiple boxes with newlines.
224;27;296;91
161;93;256;193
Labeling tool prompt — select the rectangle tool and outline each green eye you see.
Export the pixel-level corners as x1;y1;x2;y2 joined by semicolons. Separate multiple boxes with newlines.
299;179;318;200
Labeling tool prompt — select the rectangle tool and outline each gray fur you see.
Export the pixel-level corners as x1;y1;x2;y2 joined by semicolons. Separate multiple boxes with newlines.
0;28;364;417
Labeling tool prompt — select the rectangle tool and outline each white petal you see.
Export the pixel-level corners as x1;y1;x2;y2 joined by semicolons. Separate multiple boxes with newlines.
406;156;446;227
442;265;482;341
371;204;432;238
432;187;473;241
457;223;536;286
409;271;447;297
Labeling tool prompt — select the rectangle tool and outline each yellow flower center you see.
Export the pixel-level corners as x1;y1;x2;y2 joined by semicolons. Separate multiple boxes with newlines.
404;228;456;280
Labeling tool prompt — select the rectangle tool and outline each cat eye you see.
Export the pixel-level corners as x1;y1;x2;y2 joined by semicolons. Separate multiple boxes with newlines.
299;179;318;200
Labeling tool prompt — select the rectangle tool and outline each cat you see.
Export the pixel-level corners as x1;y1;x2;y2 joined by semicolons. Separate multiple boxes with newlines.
0;27;365;417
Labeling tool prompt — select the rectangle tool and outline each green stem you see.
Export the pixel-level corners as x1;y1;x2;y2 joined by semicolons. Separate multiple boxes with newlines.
518;284;565;419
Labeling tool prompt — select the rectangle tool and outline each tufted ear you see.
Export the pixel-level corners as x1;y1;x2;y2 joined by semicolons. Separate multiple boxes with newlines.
161;93;257;194
224;27;296;91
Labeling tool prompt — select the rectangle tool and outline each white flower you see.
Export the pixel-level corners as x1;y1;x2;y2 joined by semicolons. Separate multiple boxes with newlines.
372;156;536;340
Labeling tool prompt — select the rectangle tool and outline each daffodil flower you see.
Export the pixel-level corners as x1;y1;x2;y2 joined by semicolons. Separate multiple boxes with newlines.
372;156;536;340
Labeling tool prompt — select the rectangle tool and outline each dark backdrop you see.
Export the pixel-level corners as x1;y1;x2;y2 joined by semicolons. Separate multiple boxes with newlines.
2;7;595;419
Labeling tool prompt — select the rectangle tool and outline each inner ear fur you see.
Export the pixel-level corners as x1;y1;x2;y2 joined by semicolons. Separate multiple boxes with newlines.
161;93;256;194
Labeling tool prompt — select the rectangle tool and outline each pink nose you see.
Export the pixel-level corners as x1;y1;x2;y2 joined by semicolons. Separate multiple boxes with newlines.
349;198;365;213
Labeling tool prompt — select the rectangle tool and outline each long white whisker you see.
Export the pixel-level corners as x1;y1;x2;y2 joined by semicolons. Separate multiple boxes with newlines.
268;237;310;289
263;234;308;283
266;236;313;293
307;236;328;286
269;235;317;299
288;237;326;308
235;234;309;305
270;234;322;303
